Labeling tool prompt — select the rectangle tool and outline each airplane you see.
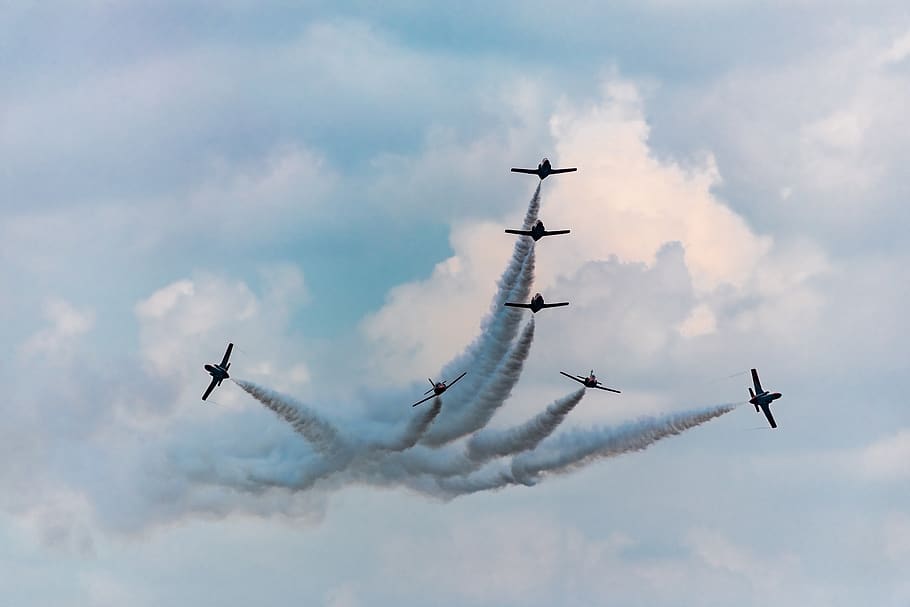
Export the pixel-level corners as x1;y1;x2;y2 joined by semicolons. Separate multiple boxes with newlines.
202;342;233;401
412;371;467;407
504;219;571;242
748;368;782;428
504;292;569;314
511;157;577;180
559;370;621;393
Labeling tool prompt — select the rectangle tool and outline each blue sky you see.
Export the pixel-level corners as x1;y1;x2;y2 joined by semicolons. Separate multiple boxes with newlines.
2;2;909;605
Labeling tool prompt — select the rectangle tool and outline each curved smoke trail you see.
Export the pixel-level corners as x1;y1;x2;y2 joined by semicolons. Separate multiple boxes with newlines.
235;380;346;458
372;398;442;452
510;403;737;482
465;388;586;461
437;185;540;405
430;403;737;497
214;179;738;511
422;317;536;446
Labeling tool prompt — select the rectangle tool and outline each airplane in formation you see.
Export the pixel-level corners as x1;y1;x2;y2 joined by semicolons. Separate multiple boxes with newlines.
748;368;782;428
504;292;569;313
560;370;621;393
505;219;571;242
412;372;468;407
202;342;233;401
511;158;577;180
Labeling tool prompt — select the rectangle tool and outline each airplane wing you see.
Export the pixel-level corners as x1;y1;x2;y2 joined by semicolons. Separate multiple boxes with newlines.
549;168;577;174
510;168;538;174
202;378;218;401
504;229;533;236
504;302;532;309
594;384;622;394
543;230;571;236
447;371;467;388
220;343;234;367
540;302;570;308
751;368;764;394
412;394;438;408
759;403;778;428
560;371;586;385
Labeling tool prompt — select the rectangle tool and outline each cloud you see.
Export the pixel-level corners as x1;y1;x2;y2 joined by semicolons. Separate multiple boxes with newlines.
361;77;815;384
20;298;95;359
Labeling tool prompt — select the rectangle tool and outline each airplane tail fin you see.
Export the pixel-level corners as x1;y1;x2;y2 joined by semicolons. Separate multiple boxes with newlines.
749;388;759;411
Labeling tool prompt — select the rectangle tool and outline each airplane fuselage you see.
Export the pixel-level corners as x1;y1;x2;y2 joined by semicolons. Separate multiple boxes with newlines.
204;363;229;382
529;294;546;312
536;159;552;179
749;391;782;408
583;375;599;388
529;221;547;241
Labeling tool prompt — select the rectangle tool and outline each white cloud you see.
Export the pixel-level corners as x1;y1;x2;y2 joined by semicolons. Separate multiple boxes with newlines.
362;78;826;382
132;266;312;415
20;298;94;359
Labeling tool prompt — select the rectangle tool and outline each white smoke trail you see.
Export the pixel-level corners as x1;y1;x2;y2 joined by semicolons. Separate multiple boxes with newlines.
430;403;737;497
378;386;584;480
437;185;540;403
235;380;346;458
510;403;737;482
371;398;442;452
422;317;536;446
465;389;586;461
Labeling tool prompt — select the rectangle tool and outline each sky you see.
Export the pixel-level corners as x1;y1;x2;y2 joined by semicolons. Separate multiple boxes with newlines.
2;1;909;605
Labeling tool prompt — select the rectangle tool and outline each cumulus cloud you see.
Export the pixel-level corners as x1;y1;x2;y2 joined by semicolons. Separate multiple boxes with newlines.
361;77;819;383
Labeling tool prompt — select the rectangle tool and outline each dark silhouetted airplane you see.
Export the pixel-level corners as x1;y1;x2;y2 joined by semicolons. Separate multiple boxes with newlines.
505;219;570;242
511;158;577;180
412;372;467;407
560;370;621;393
748;368;782;428
202;342;233;401
504;292;569;314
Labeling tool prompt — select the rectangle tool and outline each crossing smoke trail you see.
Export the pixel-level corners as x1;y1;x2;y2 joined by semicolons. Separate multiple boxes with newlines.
465;388;585;461
210;180;737;512
373;398;442;452
235;380;346;457
422;317;536;446
375;387;585;480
